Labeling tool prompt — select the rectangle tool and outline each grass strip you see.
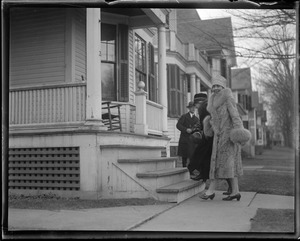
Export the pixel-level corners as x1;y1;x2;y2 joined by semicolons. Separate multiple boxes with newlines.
9;194;168;210
250;208;295;232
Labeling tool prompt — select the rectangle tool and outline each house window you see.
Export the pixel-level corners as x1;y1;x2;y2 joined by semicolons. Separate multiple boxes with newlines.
221;58;227;78
101;23;129;102
167;64;187;118
135;35;157;102
148;43;157;102
135;35;147;90
243;121;249;130
101;23;116;101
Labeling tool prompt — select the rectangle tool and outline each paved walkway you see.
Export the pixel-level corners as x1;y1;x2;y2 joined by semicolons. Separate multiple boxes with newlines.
8;191;294;232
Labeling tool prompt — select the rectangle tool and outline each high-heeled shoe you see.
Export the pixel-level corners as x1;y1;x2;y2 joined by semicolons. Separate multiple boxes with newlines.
223;187;232;195
199;193;215;200
222;193;241;201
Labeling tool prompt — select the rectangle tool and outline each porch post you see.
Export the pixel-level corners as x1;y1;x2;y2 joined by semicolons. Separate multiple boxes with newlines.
196;77;201;93
134;82;148;135
85;8;105;129
158;24;168;135
190;74;196;101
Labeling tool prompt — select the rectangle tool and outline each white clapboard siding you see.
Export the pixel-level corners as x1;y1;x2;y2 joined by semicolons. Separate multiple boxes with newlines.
74;8;86;82
9;84;86;124
168;118;181;146
10;8;66;87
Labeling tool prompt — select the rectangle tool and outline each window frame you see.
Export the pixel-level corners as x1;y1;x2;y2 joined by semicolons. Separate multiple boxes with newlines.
101;23;117;101
101;23;129;102
167;64;187;118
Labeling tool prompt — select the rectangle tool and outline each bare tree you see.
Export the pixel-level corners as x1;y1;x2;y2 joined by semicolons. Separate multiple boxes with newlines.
227;9;296;61
255;24;295;147
224;9;296;147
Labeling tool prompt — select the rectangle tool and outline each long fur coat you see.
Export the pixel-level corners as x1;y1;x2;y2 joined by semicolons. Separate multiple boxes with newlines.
203;88;251;179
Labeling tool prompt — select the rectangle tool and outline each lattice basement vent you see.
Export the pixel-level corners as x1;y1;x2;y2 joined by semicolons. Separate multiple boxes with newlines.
9;147;80;191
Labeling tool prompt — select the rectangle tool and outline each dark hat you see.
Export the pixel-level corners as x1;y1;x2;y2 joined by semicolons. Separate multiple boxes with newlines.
194;93;207;103
186;101;195;108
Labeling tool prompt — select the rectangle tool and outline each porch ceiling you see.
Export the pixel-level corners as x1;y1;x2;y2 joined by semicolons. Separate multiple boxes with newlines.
102;8;144;17
101;8;159;28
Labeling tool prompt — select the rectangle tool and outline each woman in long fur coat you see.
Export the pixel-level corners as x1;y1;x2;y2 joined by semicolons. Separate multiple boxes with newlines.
200;74;251;201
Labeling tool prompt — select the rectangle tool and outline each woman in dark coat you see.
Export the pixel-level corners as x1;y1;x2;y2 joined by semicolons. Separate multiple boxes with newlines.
176;101;199;167
188;93;213;182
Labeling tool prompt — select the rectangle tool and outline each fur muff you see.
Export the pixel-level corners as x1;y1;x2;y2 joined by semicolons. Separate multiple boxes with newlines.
230;128;251;145
203;115;214;137
206;88;245;179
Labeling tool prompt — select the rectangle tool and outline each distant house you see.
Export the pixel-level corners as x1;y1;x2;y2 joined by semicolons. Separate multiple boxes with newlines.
231;67;268;157
177;16;237;82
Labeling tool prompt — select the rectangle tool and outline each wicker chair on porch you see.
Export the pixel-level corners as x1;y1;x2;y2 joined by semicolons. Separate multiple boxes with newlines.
101;101;122;131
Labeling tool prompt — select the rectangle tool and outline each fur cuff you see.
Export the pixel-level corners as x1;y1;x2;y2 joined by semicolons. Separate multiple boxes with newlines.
203;116;214;137
230;128;251;144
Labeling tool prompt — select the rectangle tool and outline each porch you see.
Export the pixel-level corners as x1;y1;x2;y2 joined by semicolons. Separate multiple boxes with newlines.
8;7;169;137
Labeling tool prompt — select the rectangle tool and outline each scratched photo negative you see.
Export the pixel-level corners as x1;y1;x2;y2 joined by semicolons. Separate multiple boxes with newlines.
2;1;299;239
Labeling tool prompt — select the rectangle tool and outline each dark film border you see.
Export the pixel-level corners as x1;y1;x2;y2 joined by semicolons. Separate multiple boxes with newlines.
2;0;299;239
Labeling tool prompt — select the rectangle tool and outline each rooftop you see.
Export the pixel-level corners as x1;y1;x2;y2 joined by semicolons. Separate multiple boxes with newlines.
176;14;236;65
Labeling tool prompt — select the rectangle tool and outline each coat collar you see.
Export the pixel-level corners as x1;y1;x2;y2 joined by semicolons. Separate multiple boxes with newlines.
207;88;233;113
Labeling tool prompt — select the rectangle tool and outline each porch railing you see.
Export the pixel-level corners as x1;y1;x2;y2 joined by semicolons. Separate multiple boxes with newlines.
195;50;211;75
175;35;188;59
146;100;163;135
9;83;86;125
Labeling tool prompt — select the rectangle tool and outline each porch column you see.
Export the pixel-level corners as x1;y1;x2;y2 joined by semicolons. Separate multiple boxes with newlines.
196;77;201;94
190;74;196;102
158;24;168;135
85;8;105;129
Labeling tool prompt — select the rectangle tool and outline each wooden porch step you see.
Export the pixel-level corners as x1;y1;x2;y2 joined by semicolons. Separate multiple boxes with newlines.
100;145;167;159
100;145;165;150
156;180;206;203
136;168;188;178
117;157;177;175
156;179;203;193
118;157;177;163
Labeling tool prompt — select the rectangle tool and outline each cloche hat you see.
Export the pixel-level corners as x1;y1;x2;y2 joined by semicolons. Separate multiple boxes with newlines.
212;74;227;89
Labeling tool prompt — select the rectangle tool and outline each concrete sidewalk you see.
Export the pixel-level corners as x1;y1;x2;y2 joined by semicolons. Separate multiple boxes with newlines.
8;191;294;232
132;191;294;232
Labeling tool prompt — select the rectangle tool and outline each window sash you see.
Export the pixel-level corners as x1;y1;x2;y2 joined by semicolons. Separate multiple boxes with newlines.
101;23;129;102
135;35;146;73
167;64;187;118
